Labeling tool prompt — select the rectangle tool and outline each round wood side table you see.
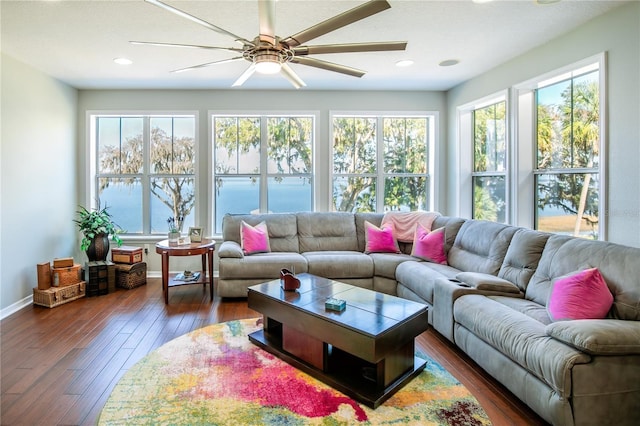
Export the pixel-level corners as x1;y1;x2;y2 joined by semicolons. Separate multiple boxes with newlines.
155;239;215;305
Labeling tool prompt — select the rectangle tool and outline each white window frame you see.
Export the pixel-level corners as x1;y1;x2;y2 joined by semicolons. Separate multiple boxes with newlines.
329;111;437;213
210;111;318;234
456;91;510;222
512;53;607;239
87;110;199;237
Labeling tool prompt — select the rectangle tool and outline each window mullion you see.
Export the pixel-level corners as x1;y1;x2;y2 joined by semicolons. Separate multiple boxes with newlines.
260;116;269;213
376;116;384;212
142;116;151;234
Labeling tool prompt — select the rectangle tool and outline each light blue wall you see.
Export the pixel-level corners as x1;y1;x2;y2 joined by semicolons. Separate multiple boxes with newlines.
446;1;640;247
1;53;78;314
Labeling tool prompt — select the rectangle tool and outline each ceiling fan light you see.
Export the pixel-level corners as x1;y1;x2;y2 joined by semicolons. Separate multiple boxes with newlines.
254;53;282;74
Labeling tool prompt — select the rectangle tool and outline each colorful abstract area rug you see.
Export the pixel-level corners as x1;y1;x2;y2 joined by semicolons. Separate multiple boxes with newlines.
99;318;491;425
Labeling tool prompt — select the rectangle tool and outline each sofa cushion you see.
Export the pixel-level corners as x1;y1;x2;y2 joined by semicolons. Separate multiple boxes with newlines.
487;295;552;325
303;251;373;279
454;294;591;398
498;228;550;292
222;213;299;252
431;216;466;253
547;268;614;321
527;235;640;321
218;252;308;279
411;226;447;264
240;221;270;255
297;212;359;252
369;252;415;279
447;220;517;276
395;260;460;304
364;221;400;253
546;319;640;355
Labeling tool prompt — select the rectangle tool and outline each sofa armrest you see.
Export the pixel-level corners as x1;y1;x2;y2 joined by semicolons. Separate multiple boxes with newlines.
546;319;640;355
455;272;520;293
218;241;244;259
433;278;483;342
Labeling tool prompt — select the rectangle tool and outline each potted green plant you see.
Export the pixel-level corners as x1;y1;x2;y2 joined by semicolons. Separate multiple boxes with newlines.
74;202;123;261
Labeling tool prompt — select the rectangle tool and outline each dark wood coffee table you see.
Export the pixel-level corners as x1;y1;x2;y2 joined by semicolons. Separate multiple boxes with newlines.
247;273;429;408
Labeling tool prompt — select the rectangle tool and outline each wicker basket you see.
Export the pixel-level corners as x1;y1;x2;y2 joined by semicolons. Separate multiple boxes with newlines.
52;264;82;287
33;281;85;308
115;262;147;289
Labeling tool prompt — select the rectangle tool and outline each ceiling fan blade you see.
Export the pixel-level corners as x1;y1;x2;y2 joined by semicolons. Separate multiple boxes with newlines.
290;57;366;78
282;0;391;48
280;64;307;89
293;41;407;56
171;57;245;73
130;41;243;53
258;0;277;45
232;64;257;87
144;0;253;46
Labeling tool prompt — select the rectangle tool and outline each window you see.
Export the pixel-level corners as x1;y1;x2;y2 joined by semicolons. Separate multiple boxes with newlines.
331;114;434;213
213;114;314;232
534;63;601;239
472;101;507;222
93;114;197;235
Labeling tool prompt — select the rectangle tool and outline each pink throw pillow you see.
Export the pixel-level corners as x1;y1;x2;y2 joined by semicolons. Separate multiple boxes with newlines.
411;225;448;265
547;268;613;321
240;221;271;255
364;221;400;254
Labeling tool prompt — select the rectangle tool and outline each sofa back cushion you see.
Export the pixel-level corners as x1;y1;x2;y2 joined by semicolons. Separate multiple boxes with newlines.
498;228;550;291
297;212;359;252
431;216;466;253
222;213;299;252
448;220;517;275
355;213;385;252
527;235;640;320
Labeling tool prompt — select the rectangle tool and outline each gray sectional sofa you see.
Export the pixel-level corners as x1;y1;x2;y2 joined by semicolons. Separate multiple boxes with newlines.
218;212;640;426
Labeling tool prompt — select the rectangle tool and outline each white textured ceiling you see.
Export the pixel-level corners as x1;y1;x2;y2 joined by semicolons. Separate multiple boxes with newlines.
0;0;628;91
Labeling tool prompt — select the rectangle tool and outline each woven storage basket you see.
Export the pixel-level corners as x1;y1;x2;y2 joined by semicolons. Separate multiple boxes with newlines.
115;262;147;289
33;281;85;308
52;264;82;287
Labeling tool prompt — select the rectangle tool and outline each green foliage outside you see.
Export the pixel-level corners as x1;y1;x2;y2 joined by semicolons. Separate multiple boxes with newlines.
99;123;196;226
536;73;600;239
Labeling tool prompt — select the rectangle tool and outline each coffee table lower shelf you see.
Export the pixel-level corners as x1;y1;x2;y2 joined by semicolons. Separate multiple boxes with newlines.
248;328;427;409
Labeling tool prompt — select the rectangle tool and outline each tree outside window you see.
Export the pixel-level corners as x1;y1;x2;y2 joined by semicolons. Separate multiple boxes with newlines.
472;101;507;223
332;115;431;213
535;67;600;239
95;115;196;235
213;115;313;233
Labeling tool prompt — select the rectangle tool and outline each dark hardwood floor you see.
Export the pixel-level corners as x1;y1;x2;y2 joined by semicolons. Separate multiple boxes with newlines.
1;278;547;425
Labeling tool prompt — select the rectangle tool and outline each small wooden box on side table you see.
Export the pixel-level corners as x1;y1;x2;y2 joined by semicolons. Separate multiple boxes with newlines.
155;239;215;304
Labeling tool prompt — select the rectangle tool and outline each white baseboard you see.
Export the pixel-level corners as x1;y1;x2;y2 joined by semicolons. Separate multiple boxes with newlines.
1;294;33;320
0;271;219;320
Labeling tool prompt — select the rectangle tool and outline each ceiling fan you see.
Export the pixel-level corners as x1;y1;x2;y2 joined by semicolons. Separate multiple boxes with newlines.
131;0;407;88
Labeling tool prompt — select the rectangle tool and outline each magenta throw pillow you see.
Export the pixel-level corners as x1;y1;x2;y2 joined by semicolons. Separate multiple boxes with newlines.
411;225;447;265
364;221;400;254
547;268;613;321
240;221;271;255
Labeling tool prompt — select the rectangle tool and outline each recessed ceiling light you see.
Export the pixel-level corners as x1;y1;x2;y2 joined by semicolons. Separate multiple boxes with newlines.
439;59;459;67
472;0;495;4
113;57;133;65
396;59;414;68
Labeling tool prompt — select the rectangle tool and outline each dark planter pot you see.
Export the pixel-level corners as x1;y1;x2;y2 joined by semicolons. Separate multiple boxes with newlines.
86;233;110;261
